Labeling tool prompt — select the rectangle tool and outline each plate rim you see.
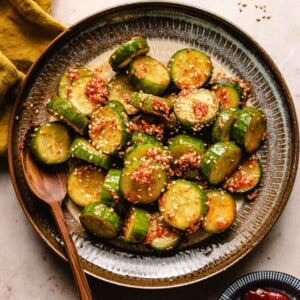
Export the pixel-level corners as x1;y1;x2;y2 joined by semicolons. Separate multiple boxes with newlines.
8;1;299;289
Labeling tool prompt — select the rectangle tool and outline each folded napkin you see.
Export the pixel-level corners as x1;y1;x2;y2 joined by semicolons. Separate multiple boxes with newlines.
0;0;65;156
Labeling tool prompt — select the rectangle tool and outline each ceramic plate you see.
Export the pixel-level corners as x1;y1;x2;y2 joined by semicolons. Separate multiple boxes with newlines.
8;2;299;288
219;271;300;299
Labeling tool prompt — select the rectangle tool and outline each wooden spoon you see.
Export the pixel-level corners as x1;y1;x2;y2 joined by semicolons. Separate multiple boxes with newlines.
20;141;93;300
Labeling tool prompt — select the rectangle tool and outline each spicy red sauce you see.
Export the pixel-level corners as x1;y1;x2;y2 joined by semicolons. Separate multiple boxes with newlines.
242;288;292;300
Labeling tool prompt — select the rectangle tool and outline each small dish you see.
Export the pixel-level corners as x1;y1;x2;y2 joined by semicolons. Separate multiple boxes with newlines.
219;271;300;299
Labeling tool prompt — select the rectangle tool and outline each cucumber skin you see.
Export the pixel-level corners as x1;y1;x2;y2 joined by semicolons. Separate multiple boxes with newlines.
169;48;212;90
101;169;122;207
128;56;171;96
80;202;122;239
223;155;262;193
69;137;112;169
46;97;89;135
131;131;161;146
231;107;267;153
202;189;236;234
120;161;167;204
129;91;173;119
109;36;150;71
200;141;242;185
31;122;71;165
123;206;150;243
89;105;129;154
212;108;239;143
159;179;207;231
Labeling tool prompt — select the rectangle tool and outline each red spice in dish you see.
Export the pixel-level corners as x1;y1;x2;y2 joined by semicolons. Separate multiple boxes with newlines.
66;67;80;81
129;119;164;141
85;76;108;108
130;162;153;185
242;288;292;300
192;102;208;120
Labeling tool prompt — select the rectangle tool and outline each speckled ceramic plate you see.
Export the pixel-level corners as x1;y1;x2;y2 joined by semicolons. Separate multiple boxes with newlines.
219;271;300;299
8;2;299;288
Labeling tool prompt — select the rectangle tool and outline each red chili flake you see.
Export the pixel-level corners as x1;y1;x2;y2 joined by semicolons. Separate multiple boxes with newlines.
130;162;153;185
85;76;108;108
66;67;80;81
89;120;106;136
129;119;164;141
173;152;201;176
151;97;170;118
192;102;208;120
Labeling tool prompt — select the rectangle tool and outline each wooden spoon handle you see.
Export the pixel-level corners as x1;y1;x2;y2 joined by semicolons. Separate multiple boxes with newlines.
50;201;93;300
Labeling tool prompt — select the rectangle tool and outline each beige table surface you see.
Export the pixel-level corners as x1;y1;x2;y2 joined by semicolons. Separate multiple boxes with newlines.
1;0;299;299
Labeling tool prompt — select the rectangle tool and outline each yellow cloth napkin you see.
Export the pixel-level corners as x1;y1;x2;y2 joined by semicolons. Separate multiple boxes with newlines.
0;0;66;156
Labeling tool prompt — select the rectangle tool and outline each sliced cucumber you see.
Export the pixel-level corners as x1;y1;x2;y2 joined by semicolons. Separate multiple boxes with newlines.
46;97;89;135
168;134;206;179
223;155;262;193
159;179;207;231
231;107;267;153
70;137;112;169
174;88;219;131
210;78;244;109
100;169;122;207
129;91;173;119
120;161;167;204
89;105;129;154
128;56;171;96
109;36;150;71
58;67;94;99
124;142;168;167
169;48;212;90
145;213;181;251
31;122;71;165
130;131;161;146
67;75;95;116
200;141;242;185
212;108;239;143
202;189;236;233
79;202;122;239
123;206;150;243
67;165;106;207
108;74;139;115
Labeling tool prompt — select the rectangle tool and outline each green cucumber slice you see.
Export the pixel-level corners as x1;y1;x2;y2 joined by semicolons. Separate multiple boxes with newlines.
124;142;169;167
109;36;150;71
30;122;71;165
67;165;106;207
70;137;112;169
169;48;212;90
58;67;94;99
128;56;171;96
202;189;236;233
79;202;122;239
211;78;244;109
212;108;239;143
46;97;89;135
130;131;161;146
223;155;262;193
67;75;95;116
120;161;167;204
168;134;206;179
231;107;267;153
108;74;139;115
89;105;129;154
145;213;181;251
174;88;219;131
129;91;173;119
123;206;150;243
159;179;207;231
100;169;122;207
200;141;242;185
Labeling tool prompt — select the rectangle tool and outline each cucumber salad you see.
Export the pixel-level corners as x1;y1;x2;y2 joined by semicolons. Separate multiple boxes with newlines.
30;36;267;252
